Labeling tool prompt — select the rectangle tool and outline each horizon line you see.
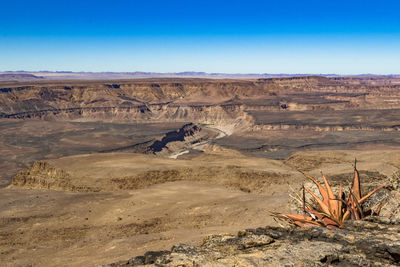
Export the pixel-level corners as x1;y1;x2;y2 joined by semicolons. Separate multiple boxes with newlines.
1;70;399;76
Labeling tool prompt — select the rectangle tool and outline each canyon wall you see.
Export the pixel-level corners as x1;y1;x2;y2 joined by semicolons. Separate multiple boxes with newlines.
2;77;400;134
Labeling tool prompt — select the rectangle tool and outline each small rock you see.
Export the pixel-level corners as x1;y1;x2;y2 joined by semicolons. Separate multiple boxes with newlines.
240;235;274;249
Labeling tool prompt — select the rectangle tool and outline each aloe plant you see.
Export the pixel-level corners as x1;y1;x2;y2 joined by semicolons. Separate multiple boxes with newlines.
273;160;386;229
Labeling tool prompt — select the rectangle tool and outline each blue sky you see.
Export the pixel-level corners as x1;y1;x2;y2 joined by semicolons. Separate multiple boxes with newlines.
1;0;400;74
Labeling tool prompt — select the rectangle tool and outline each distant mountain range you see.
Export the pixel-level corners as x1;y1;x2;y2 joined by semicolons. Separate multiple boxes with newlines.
0;71;399;82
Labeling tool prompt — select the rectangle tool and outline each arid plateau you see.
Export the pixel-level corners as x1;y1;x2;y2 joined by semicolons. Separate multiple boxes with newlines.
1;76;400;266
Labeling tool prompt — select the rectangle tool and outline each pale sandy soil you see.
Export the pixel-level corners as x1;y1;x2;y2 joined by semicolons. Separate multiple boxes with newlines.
0;181;291;266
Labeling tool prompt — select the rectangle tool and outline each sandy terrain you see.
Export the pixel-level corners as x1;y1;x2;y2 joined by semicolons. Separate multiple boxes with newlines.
2;148;400;266
1;183;291;266
1;150;296;266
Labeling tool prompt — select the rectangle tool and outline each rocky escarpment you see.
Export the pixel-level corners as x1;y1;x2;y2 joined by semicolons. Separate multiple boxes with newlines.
0;103;252;133
11;161;73;190
246;108;400;133
148;123;201;153
11;161;100;192
101;123;208;154
103;218;400;266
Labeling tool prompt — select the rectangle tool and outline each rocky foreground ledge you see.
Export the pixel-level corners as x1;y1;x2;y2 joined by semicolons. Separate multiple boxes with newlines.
101;218;400;267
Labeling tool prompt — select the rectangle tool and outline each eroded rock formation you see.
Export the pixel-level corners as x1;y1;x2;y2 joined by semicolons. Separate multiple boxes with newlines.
105;218;400;266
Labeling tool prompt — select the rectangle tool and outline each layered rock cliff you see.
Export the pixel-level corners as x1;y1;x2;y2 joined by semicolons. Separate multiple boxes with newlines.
2;77;400;133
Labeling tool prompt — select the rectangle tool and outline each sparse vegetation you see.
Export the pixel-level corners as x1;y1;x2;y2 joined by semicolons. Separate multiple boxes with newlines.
272;160;386;229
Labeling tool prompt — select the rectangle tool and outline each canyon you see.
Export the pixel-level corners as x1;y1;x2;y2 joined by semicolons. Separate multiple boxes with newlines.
1;76;400;266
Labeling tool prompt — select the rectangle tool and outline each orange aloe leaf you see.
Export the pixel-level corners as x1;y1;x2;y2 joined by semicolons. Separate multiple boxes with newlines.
305;208;342;227
293;221;306;227
309;197;320;209
322;217;342;228
332;196;348;222
302;185;306;215
303;173;330;206
349;190;364;219
338;182;343;220
304;208;323;219
304;187;331;215
343;210;350;221
272;213;321;226
352;159;361;200
373;202;384;216
321;172;339;217
346;204;358;220
273;213;312;221
359;184;387;204
293;221;322;227
348;195;361;220
353;206;361;220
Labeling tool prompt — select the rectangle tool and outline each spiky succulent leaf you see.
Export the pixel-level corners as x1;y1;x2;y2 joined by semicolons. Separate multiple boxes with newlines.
272;161;386;229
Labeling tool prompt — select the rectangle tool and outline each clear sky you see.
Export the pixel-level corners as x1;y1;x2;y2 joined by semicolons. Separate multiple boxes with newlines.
1;0;400;74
